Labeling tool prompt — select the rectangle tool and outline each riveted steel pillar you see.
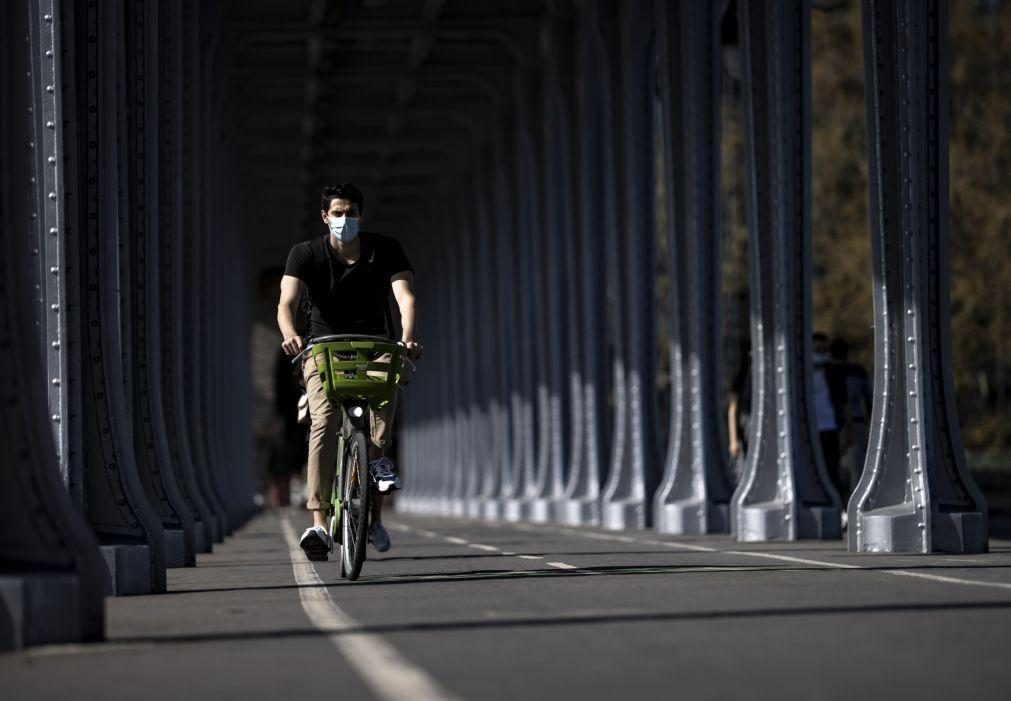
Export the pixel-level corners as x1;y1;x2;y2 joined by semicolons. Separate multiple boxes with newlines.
158;0;226;543
473;150;504;519
472;142;510;521
494;112;530;520
129;0;214;556
559;3;613;527
407;221;438;514
458;180;486;519
435;214;456;516
188;3;241;530
1;0;110;649
500;69;542;523
119;0;199;566
730;0;842;541
24;0;76;496
524;8;574;524
64;0;167;593
600;0;661;530
654;0;734;535
850;0;987;553
446;195;468;517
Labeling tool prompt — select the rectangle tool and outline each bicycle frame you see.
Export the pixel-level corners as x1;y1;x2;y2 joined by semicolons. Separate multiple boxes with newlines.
330;398;370;539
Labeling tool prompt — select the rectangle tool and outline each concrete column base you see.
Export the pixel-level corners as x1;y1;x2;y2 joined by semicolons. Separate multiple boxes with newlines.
192;522;206;554
602;499;647;531
655;500;729;535
525;498;552;524
556;499;601;527
735;501;841;541
100;545;152;595
164;529;186;568
0;574;81;650
480;500;501;521
852;505;987;554
503;498;525;522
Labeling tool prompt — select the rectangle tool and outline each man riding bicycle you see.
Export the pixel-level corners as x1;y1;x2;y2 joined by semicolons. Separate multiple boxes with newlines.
277;183;422;559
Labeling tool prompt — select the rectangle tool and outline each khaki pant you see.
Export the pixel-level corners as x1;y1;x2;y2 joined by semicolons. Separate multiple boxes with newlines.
302;353;397;510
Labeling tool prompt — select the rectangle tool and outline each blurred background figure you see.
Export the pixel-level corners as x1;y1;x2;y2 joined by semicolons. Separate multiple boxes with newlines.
727;341;752;484
812;332;845;499
253;266;309;507
828;337;872;501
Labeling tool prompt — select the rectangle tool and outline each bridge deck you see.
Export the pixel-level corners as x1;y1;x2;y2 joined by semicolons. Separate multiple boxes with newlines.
5;511;1011;700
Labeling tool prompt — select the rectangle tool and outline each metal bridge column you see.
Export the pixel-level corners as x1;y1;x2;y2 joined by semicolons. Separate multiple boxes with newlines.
473;149;505;519
502;69;542;522
459;179;485;519
526;10;573;524
601;0;662;530
119;0;201;567
850;0;987;553
188;2;242;530
730;0;842;541
446;195;468;517
66;0;169;593
159;0;227;542
558;2;613;526
494;113;528;521
654;0;734;535
0;0;110;649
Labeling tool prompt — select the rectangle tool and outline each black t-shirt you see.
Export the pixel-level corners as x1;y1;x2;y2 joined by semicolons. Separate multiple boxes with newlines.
284;232;412;339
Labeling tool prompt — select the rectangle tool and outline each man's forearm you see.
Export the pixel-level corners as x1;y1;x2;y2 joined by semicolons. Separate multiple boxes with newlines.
399;301;416;343
277;302;299;339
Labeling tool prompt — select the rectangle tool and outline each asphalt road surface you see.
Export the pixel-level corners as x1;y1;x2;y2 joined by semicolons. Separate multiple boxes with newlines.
4;509;1011;700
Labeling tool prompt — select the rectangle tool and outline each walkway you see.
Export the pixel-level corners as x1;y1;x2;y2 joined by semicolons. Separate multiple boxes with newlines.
4;511;1011;700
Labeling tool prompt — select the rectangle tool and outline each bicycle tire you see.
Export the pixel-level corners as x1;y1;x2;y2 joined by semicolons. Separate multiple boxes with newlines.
340;430;370;580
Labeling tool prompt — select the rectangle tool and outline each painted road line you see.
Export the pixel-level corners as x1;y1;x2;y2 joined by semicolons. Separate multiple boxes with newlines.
546;562;578;570
724;551;861;570
517;555;543;560
444;536;469;545
280;515;462;701
468;543;500;552
885;569;1011;591
496;520;1011;594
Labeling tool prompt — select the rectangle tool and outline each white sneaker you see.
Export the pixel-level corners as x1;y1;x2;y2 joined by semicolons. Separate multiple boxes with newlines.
299;525;331;561
368;457;402;493
369;521;391;552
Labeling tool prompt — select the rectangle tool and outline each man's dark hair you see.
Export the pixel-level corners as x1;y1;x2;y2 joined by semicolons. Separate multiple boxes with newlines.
320;183;364;215
812;331;829;344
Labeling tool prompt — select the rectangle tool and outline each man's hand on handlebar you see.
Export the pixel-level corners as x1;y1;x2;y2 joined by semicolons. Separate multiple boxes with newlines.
281;335;304;356
404;340;424;361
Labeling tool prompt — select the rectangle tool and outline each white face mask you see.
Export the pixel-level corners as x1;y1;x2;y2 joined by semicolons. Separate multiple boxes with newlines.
328;215;360;243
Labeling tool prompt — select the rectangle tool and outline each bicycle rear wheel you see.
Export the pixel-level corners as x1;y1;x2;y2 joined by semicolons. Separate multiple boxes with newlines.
339;430;370;580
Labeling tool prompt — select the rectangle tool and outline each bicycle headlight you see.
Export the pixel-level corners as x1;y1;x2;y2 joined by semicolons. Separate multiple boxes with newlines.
350;406;365;418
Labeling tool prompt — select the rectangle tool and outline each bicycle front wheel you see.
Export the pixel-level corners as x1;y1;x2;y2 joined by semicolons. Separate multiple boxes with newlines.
339;430;370;580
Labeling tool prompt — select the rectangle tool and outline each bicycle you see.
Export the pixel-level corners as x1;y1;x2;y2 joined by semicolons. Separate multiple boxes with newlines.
292;334;409;580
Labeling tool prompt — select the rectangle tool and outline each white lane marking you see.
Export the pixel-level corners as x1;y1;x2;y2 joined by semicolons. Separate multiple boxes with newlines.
493;520;1011;594
517;555;543;560
468;543;500;552
546;562;578;570
577;531;717;554
501;551;517;556
280;516;462;701
885;569;1011;591
444;536;468;545
724;551;861;570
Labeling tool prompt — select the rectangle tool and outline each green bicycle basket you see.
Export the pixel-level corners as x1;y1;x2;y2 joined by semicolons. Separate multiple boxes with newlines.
309;339;405;409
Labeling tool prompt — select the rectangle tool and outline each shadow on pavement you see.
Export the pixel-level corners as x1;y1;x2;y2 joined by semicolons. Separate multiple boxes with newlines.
109;599;1011;647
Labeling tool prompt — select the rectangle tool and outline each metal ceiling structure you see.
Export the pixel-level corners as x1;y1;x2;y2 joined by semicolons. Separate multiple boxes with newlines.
1;0;990;650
